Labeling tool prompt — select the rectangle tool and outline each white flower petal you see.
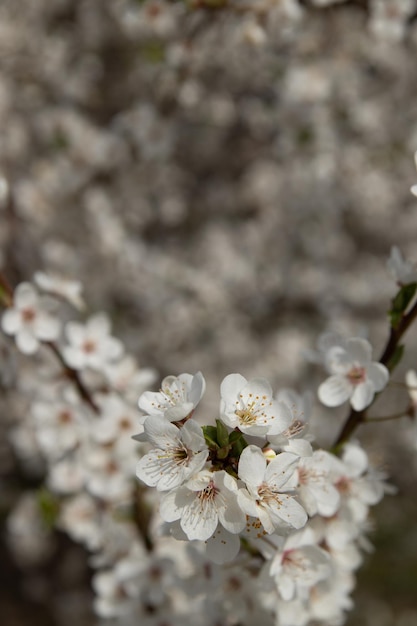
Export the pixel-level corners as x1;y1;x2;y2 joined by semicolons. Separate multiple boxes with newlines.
180;495;218;541
65;321;85;346
14;282;38;309
238;445;266;487
351;381;374;411
366;363;389;392
1;309;20;335
318;375;352;407
205;526;240;564
346;338;372;365
16;329;38;354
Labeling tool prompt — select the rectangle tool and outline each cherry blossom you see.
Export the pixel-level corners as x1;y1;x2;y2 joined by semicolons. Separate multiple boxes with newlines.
1;282;61;354
237;445;307;534
220;373;292;436
136;417;208;491
139;372;206;422
62;313;123;371
160;469;245;542
318;337;389;411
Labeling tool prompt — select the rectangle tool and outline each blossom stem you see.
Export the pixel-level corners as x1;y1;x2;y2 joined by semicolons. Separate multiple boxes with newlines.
364;407;412;423
0;271;14;307
334;299;417;447
46;341;100;414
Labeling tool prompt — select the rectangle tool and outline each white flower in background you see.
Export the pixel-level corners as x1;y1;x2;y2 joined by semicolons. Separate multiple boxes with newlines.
104;354;157;402
269;528;331;602
297;450;341;517
220;373;292;436
34;271;85;310
237;445;307;534
32;395;87;460
318;337;389;411
387;246;417;285
136;417;208;491
1;282;61;354
332;442;391;522
58;493;102;551
62;313;123;371
160;469;245;542
269;389;313;456
369;0;415;42
139;372;205;422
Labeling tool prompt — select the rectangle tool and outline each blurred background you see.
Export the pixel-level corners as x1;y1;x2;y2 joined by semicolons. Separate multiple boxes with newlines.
1;0;417;624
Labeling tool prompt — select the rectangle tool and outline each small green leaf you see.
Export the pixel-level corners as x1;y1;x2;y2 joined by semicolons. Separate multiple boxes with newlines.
229;430;242;443
37;488;60;529
231;436;248;458
216;419;229;448
387;344;405;371
217;445;231;460
202;425;219;449
389;283;417;328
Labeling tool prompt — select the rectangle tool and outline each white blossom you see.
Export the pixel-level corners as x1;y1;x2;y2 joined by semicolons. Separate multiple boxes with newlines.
220;373;292;436
139;372;206;422
62;313;123;371
136;417;208;491
237;445;307;534
160;469;245;543
1;282;61;354
318;337;389;411
387;246;417;285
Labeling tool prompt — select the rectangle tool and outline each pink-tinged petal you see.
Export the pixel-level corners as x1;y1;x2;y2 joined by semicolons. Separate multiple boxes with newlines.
205;526;240;564
238;445;266;487
16;329;38;354
180;496;218;541
346;338;372;365
351;381;374;411
318;375;352;407
220;373;247;402
65;321;85;346
266;452;299;491
14;282;38;309
1;309;20;335
366;363;389;392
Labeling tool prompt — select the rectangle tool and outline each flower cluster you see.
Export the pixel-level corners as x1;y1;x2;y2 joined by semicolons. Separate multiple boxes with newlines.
134;371;391;625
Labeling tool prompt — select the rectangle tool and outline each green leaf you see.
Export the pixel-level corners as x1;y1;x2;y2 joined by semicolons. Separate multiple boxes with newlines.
389;283;417;328
37;488;60;529
216;419;229;448
231;436;248;458
387;344;405;371
202;425;219;449
217;445;231;460
228;430;242;443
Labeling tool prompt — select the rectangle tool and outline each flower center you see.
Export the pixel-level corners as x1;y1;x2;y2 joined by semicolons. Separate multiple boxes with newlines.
22;307;36;323
198;481;219;503
258;483;282;506
347;366;366;385
82;339;96;354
